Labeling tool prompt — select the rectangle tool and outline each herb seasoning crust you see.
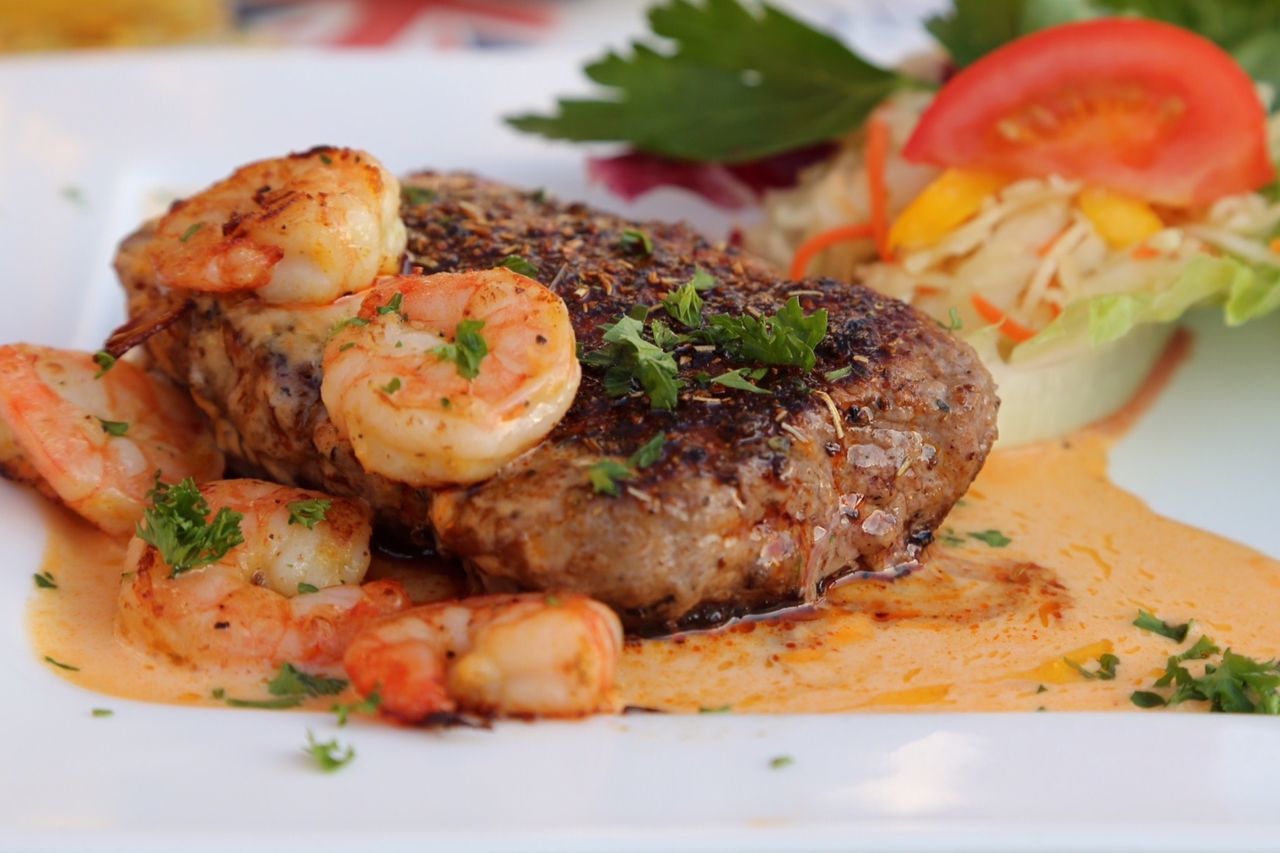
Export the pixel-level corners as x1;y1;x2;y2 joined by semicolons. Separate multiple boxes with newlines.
113;172;998;632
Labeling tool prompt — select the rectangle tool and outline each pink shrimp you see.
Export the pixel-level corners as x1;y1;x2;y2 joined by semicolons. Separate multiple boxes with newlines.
117;479;409;667
321;269;580;485
344;593;623;720
0;344;223;535
148;147;406;304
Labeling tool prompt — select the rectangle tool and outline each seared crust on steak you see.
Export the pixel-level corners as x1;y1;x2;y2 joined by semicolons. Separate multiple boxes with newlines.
115;173;997;631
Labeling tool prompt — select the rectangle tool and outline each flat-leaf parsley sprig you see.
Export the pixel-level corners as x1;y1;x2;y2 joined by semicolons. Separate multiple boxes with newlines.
135;475;244;578
512;0;1280;171
509;0;908;163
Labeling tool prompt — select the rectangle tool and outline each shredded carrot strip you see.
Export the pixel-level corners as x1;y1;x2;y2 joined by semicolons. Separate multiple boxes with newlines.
915;284;944;297
971;293;1037;343
789;115;893;278
1050;302;1064;319
865;117;892;261
1131;245;1160;260
788;222;875;280
1269;237;1280;255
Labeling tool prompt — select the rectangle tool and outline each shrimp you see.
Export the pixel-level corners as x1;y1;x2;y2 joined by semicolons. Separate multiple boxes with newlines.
148;146;407;305
343;593;623;720
320;269;580;486
117;479;410;667
0;344;223;535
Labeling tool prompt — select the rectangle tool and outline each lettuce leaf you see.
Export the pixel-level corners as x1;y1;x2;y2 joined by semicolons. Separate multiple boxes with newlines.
1009;254;1280;363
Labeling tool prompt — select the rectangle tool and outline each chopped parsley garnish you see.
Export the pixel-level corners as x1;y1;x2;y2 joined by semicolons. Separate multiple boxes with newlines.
620;228;654;256
98;418;129;437
319;153;333;165
944;306;963;332
304;730;355;773
1177;635;1221;662
136;476;244;578
224;696;303;710
45;656;79;671
823;366;853;382
628;431;668;468
1065;652;1119;681
433;318;489;380
218;663;348;710
376;291;405;317
287;499;331;529
711;367;770;395
500;255;540;278
769;755;794;770
698;704;732;713
333;689;381;727
91;708;113;718
583;273;826;408
588;432;667;496
968;529;1011;548
1133;610;1190;643
92;351;116;379
1127;613;1280;714
508;0;906;162
938;527;966;547
33;571;57;590
297;582;320;595
766;436;791;454
581;312;681;410
269;663;348;699
649;318;685;351
700;297;828;371
1132;646;1280;714
660;269;712;329
1129;691;1167;708
179;222;204;243
328;316;370;338
587;459;635;497
379;377;402;395
401;186;437;206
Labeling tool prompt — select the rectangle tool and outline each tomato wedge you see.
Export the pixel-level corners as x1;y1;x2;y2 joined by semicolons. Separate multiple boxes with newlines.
902;19;1274;207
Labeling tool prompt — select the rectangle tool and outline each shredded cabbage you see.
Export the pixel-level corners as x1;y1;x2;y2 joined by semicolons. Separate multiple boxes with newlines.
749;94;1280;443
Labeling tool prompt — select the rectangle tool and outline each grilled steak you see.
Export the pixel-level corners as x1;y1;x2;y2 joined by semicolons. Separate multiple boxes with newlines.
115;172;998;632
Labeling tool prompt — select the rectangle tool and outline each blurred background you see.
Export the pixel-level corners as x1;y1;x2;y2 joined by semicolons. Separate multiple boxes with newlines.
0;0;938;62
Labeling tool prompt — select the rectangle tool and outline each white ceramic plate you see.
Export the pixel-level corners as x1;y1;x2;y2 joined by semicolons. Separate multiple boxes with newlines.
1;47;1278;853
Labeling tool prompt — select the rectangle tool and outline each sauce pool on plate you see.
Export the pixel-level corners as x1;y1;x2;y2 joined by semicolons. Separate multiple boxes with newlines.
26;334;1280;714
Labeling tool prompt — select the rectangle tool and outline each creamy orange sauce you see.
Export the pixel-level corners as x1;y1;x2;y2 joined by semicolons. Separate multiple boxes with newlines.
27;335;1280;714
26;519;462;709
